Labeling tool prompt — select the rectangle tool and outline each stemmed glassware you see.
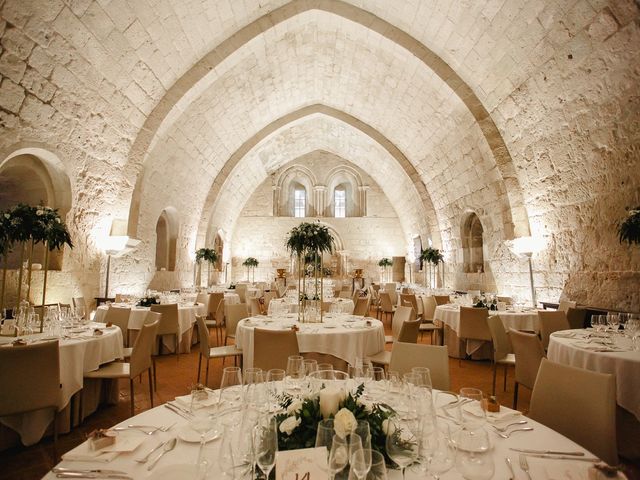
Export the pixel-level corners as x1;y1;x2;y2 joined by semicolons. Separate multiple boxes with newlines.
253;416;278;480
219;366;243;408
286;355;305;391
266;368;286;412
454;427;494;480
385;416;419;480
328;434;349;480
189;388;218;470
244;367;267;411
457;387;486;431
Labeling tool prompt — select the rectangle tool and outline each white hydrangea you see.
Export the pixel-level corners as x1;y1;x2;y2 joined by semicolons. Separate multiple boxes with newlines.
279;416;301;435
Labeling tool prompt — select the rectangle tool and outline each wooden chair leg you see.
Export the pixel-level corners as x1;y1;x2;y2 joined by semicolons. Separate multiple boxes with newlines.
503;365;508;391
197;354;202;383
129;378;135;417
153;357;157;391
205;359;210;387
148;369;154;408
492;363;497;395
513;382;519;410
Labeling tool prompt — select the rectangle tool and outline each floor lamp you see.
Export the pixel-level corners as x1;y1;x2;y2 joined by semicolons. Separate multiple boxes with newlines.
511;236;542;309
102;219;140;299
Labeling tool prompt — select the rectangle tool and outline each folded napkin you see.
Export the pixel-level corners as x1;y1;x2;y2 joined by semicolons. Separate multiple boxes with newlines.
463;403;522;423
62;442;119;463
174;393;219;409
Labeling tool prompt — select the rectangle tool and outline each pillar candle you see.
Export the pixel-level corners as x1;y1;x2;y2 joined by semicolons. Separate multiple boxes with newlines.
319;387;341;419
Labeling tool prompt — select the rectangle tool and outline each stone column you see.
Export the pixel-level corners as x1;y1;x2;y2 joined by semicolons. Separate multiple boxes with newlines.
314;185;326;217
358;185;370;216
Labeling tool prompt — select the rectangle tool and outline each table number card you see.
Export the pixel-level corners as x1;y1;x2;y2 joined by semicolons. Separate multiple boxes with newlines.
276;446;328;480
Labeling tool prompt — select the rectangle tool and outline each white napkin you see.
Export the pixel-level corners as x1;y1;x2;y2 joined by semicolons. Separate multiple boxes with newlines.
174;393;219;409
463;403;522;423
61;442;119;463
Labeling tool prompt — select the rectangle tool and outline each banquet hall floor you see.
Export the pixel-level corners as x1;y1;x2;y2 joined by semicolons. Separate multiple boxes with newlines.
2;311;638;479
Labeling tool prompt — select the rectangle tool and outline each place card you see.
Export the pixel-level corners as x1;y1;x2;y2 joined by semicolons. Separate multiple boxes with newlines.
276;446;327;480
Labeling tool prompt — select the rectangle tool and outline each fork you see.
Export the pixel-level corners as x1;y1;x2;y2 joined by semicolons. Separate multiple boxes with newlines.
519;454;533;480
492;420;528;432
494;427;534;438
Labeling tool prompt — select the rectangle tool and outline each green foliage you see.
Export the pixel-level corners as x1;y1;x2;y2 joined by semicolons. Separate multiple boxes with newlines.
195;248;218;264
242;257;259;267
420;247;444;264
619;207;640;245
286;221;335;256
0;204;73;255
377;258;392;267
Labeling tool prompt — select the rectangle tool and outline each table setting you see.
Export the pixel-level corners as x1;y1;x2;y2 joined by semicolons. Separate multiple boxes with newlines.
42;360;626;480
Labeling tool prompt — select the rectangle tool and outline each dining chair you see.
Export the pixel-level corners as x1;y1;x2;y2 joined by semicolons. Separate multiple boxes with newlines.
352;297;370;316
400;294;421;320
386;305;413;343
253;328;300;372
235;284;248;303
486;316;515;395
384;283;397;305
377;292;396;323
195;316;242;386
537;310;570;350
85;320;159;416
150;304;181;358
195;292;209;310
262;291;276;312
388;342;450;391
367;319;421;368
418;295;443;345
72;296;88;320
338;290;352;299
509;328;546;410
496;296;513;306
558;299;576;313
104;306;131;347
0;340;61;460
205;293;225;345
433;295;450;306
529;359;618;466
249;297;263;316
458;307;491;364
224;303;249;347
566;307;587;329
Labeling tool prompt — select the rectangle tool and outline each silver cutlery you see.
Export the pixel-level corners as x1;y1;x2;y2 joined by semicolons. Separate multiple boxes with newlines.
167;401;193;416
510;448;585;456
492;420;528;432
135;439;169;463
111;425;157;435
494;427;534;438
522;453;600;462
55;473;132;479
164;403;190;419
519;454;532;480
505;457;515;480
147;437;177;470
53;469;127;475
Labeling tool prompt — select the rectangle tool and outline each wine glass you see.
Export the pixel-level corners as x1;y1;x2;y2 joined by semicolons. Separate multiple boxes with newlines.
286;355;305;390
607;314;619;335
219;366;243;408
454;428;494;480
385;416;419;480
316;418;335;450
266;368;286;412
350;446;374;480
190;388;218;468
253;416;278;480
244;367;266;411
410;367;433;391
458;387;486;431
416;421;455;479
328;434;349;480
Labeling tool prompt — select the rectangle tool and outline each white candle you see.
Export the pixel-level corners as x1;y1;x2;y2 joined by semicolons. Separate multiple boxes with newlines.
319;387;341;419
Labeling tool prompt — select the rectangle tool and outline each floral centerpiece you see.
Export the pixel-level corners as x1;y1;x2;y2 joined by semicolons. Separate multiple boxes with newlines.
275;384;396;463
420;247;444;288
378;258;392;283
242;257;259;282
195;247;218;287
285;222;334;322
618;206;640;245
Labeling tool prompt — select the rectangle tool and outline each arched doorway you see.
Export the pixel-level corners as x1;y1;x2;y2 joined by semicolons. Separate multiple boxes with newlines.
462;212;484;273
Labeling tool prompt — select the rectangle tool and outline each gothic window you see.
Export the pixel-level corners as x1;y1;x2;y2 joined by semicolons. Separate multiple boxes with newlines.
334;188;346;217
294;188;306;217
462;212;484;273
155;209;178;271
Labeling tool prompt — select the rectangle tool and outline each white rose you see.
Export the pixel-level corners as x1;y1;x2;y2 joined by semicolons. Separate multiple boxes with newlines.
36;210;44;216
279;416;301;435
287;400;303;415
358;398;373;414
382;419;396;436
333;408;357;439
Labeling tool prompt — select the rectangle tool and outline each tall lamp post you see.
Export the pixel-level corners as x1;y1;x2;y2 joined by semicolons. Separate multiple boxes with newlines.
511;236;543;308
102;219;140;299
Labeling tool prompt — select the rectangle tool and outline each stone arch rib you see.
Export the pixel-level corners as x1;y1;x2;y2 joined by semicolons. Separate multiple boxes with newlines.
127;0;529;239
196;105;442;248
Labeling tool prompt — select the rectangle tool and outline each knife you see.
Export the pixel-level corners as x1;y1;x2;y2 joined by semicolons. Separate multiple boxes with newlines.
510;448;585;456
520;453;600;462
55;473;132;479
53;469;128;475
163;403;190;419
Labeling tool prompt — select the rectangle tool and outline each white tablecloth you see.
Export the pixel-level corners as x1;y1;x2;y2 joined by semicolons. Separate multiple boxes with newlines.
95;303;205;353
0;323;123;445
236;314;384;368
434;304;540;333
44;385;608;480
548;330;640;420
267;298;355;315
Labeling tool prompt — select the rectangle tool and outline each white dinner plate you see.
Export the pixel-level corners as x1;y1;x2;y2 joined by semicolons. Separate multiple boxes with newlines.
177;425;221;443
147;464;198;479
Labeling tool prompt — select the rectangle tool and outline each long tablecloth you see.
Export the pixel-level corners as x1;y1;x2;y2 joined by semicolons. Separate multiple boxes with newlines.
267;298;355;315
235;314;384;368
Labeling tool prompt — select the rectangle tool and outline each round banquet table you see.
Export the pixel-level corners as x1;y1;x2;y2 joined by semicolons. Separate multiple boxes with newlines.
267;297;355;315
434;304;540;359
95;303;206;353
235;313;384;368
43;383;616;480
0;323;124;446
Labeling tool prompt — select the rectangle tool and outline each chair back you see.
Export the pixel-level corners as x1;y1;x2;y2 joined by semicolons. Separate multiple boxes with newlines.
487;315;512;362
400;301;417;321
339;290;351;299
379;292;394;313
235;284;248;303
509;328;545;389
353;297;370;316
145;311;162;325
458;307;491;341
391;306;413;340
215;299;225;326
566;307;587;330
207;293;224;319
496;296;513;306
150;304;179;336
225;303;249;336
196;292;209;310
433;295;450;305
400;294;419;315
0;340;60;416
529;359;618;465
130;320;159;378
249;297;262;316
253;328;300;371
538;310;570;349
384;283;397;305
558;300;576;313
389;343;450;391
263;291;276;311
397;319;420;343
196;315;211;358
422;296;437;321
104;306;131;347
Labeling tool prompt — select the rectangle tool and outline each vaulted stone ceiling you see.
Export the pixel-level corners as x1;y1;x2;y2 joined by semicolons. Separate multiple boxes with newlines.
0;0;638;308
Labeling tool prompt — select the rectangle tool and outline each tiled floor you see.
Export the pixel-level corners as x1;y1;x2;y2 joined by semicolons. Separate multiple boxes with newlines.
1;312;637;479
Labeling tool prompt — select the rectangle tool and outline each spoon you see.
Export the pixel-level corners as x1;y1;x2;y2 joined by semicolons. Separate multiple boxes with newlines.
147;437;177;470
492;420;528;432
494;427;534;438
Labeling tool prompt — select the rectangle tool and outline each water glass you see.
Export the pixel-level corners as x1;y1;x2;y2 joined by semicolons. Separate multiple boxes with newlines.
244;367;266;411
385;416;418;480
315;419;335;450
286;355;305;390
329;434;349;480
454;428;494;480
253;416;278;480
266;368;286;411
219;366;243;407
458;388;486;430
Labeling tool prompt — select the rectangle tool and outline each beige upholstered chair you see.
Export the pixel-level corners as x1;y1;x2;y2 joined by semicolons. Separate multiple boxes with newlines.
235;284;248;303
262;291;276;312
558;300;576;313
509;328;545;409
538;310;570;350
224;303;248;346
253;328;300;372
0;340;61;459
384;283;397;305
529;359;618;465
433;295;450;306
195;292;209;309
487;316;515;395
388;343;450;391
377;292;396;323
419;295;443;344
496;296;513;306
195;316;242;386
386;305;413;343
205;292;224;336
150;304;181;358
458;307;491;364
400;294;421;320
72;296;88;320
104;306;131;347
338;290;352;299
248;297;262;316
566;307;587;330
85;320;159;416
368;319;421;368
353;297;370;316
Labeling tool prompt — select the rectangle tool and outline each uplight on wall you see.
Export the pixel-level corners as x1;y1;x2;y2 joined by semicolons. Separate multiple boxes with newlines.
510;236;545;308
100;219;140;299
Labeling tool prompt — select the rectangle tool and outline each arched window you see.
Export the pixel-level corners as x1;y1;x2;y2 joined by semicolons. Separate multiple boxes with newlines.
462;212;484;273
155;208;178;271
334;188;346;218
294;187;306;217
